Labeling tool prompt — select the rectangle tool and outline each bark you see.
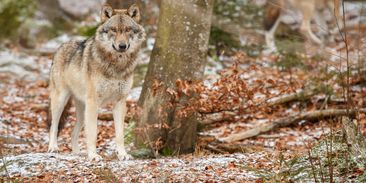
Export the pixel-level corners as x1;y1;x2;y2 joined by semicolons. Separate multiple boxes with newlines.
220;108;366;143
136;0;214;154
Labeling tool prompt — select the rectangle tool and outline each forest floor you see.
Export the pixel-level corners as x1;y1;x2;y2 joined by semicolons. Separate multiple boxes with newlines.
2;3;366;182
1;31;366;182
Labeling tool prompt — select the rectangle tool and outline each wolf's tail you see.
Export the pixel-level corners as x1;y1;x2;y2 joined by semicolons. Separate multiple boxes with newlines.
46;99;72;136
264;0;282;31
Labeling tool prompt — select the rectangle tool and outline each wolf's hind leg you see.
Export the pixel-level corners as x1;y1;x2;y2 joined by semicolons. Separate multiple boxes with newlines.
264;16;281;54
71;99;85;154
48;90;71;152
113;97;132;160
314;10;329;39
300;5;322;45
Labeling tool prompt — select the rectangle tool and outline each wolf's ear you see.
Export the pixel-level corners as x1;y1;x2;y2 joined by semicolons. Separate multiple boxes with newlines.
127;4;141;23
101;4;114;23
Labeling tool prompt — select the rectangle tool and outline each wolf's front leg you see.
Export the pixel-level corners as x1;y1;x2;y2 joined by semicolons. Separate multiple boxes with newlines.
113;98;132;160
84;97;102;161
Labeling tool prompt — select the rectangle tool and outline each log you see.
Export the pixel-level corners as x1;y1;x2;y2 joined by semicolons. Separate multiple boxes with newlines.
220;108;366;143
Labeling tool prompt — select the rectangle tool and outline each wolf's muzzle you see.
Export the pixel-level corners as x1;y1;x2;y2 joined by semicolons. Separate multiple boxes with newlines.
113;43;130;52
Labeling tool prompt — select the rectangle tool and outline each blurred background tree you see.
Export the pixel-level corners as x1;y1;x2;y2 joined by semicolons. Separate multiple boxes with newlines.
106;0;136;8
0;0;36;44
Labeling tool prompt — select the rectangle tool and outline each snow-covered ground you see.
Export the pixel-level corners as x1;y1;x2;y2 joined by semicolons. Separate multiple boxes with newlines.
1;153;275;182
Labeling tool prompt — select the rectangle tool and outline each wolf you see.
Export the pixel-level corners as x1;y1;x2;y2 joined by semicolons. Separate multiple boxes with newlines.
47;4;146;161
264;0;341;52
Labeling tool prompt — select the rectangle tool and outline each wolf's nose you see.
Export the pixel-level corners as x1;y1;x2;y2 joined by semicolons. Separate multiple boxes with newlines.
119;43;127;50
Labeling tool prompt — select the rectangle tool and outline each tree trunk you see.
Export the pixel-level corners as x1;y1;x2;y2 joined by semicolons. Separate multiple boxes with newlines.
136;0;214;155
37;0;72;22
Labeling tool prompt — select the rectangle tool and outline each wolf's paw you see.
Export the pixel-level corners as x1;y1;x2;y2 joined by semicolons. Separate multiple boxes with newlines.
88;153;103;161
72;146;81;154
262;47;277;56
47;146;59;153
118;151;132;160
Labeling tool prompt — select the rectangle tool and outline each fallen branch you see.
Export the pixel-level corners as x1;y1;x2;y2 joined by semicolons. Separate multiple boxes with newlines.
0;136;32;146
265;88;318;106
220;108;366;143
200;111;237;125
200;88;320;125
205;144;227;154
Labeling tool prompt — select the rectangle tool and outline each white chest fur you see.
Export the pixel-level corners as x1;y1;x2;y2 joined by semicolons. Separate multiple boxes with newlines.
95;76;133;105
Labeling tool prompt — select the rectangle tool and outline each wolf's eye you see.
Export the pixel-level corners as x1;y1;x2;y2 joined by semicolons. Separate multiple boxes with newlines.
110;28;117;33
133;28;140;34
125;27;132;32
102;28;108;33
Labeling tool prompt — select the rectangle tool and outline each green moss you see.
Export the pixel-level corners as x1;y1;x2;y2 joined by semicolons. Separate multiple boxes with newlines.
161;146;174;156
208;26;241;57
77;24;98;37
0;0;36;39
275;51;306;71
129;148;154;159
210;26;241;49
214;0;263;27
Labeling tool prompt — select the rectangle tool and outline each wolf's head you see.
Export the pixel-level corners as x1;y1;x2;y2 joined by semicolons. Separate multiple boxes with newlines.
96;4;146;54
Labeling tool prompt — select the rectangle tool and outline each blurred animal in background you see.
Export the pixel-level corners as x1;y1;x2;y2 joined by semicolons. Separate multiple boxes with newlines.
264;0;341;52
47;3;146;161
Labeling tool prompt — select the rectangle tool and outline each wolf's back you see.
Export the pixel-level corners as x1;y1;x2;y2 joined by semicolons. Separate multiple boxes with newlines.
51;40;87;71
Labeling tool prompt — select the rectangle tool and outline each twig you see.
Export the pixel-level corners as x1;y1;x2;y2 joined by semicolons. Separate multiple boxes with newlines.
307;149;319;183
220;108;366;143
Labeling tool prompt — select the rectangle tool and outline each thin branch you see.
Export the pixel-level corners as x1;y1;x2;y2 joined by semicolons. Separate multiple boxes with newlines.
220;108;366;143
